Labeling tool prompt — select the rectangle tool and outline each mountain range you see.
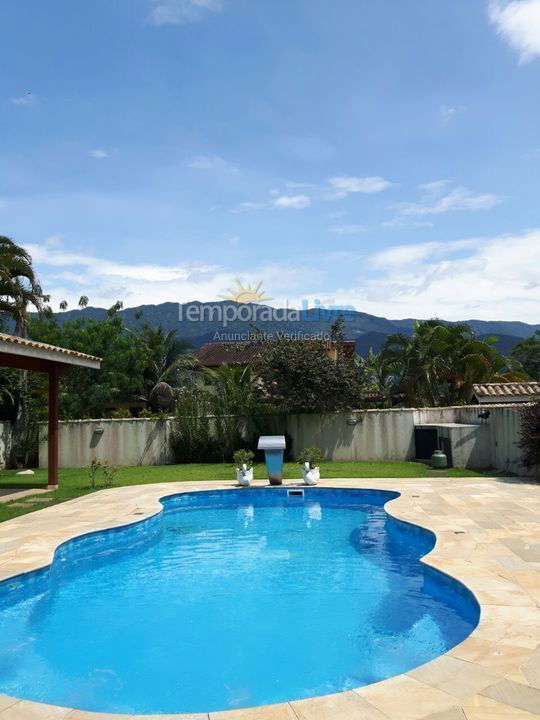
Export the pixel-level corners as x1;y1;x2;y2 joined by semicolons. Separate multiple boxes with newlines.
49;301;539;358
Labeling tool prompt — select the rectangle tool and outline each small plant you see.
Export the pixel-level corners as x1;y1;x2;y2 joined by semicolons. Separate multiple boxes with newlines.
88;458;118;488
233;449;254;469
297;447;323;469
102;461;118;488
88;457;102;489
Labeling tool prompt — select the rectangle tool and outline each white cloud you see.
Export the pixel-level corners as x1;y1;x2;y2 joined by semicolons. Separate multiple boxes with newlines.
489;0;540;63
308;230;540;322
188;154;238;172
272;194;311;210
88;149;110;159
328;224;366;235
23;238;317;310
382;218;434;229
11;94;36;106
327;176;394;199
440;105;457;125
396;186;501;216
230;201;267;213
149;0;222;25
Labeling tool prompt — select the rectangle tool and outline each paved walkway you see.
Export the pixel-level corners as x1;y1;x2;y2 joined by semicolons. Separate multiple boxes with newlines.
0;477;538;719
0;487;48;504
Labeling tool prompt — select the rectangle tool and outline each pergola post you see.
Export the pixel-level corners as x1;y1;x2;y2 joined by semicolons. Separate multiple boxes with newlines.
48;364;60;489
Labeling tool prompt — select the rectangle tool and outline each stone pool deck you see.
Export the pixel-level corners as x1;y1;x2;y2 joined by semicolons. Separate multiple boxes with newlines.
0;477;539;720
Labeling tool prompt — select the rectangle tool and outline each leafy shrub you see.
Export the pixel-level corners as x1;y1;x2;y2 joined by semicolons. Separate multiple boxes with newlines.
171;387;221;463
110;408;131;419
297;447;323;468
233;449;254;469
88;458;118;488
518;401;540;477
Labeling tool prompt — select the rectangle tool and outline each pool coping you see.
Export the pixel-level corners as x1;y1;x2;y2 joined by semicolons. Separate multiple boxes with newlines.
0;477;538;720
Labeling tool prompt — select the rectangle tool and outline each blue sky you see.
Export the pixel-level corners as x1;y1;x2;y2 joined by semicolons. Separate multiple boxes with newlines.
1;0;540;321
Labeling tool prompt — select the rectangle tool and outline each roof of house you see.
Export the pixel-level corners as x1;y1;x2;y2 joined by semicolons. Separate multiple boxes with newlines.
0;333;101;369
472;382;540;399
195;342;264;367
195;339;357;367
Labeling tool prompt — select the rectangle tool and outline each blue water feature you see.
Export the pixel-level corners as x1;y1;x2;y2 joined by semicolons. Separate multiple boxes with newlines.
0;488;479;715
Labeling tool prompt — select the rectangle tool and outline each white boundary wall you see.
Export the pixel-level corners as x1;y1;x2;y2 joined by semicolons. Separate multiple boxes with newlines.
37;404;531;475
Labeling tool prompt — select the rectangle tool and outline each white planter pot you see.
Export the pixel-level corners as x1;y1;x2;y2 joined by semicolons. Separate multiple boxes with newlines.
236;467;253;487
302;463;320;486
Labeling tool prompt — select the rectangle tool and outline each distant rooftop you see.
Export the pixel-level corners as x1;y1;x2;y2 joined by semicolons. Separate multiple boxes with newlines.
195;340;356;368
472;382;540;404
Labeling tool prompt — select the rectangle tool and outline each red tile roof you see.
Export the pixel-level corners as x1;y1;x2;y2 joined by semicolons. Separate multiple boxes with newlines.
473;382;540;398
0;333;101;368
195;340;357;367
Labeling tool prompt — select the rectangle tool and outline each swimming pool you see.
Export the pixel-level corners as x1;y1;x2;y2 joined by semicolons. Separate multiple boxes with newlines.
0;488;479;715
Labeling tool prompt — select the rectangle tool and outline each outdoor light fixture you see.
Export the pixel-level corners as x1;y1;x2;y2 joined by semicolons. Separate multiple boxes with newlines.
347;414;359;426
94;427;104;435
478;410;491;422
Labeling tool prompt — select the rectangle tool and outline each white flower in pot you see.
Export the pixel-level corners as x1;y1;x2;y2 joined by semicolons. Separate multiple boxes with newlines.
298;447;322;486
233;450;254;487
302;462;320;486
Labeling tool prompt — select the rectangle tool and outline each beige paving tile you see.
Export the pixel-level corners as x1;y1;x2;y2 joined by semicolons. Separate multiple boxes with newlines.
522;646;540;691
291;691;389;719
0;700;18;714
480;678;540;715
462;694;540;718
407;655;501;699
419;709;466;720
209;703;296;720
0;700;72;719
355;676;458;720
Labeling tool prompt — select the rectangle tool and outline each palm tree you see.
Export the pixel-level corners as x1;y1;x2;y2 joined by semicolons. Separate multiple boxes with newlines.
377;320;526;407
0;237;46;467
78;295;89;309
59;300;68;311
0;236;45;332
203;363;259;459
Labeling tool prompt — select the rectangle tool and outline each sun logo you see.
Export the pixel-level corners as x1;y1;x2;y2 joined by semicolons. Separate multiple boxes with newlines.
219;279;273;304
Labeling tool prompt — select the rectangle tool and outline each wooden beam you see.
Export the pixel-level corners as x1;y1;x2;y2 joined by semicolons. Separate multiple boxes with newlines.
48;365;60;489
0;352;57;374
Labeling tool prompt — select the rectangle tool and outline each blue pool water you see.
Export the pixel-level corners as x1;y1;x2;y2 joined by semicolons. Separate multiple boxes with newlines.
0;488;479;714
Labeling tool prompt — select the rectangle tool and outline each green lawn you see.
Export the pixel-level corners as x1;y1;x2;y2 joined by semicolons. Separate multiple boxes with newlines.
0;460;488;524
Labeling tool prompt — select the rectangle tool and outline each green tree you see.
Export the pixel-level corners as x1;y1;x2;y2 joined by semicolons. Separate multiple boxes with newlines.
254;337;366;413
28;313;149;419
0;236;45;332
376;320;526;407
511;331;540;380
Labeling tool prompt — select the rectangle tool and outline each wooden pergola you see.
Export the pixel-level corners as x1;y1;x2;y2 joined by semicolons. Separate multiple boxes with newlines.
0;333;101;488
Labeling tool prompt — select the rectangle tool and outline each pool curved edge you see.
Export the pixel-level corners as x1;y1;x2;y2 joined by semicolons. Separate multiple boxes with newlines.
0;478;538;720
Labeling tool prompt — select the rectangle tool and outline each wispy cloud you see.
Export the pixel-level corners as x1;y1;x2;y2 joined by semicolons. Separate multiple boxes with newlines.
328;224;366;235
11;93;36;107
327;176;394;200
148;0;222;26
230;201;267;213
188;154;238;172
488;0;540;63
88;149;110;159
272;194;311;209
231;194;311;212
395;184;501;216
